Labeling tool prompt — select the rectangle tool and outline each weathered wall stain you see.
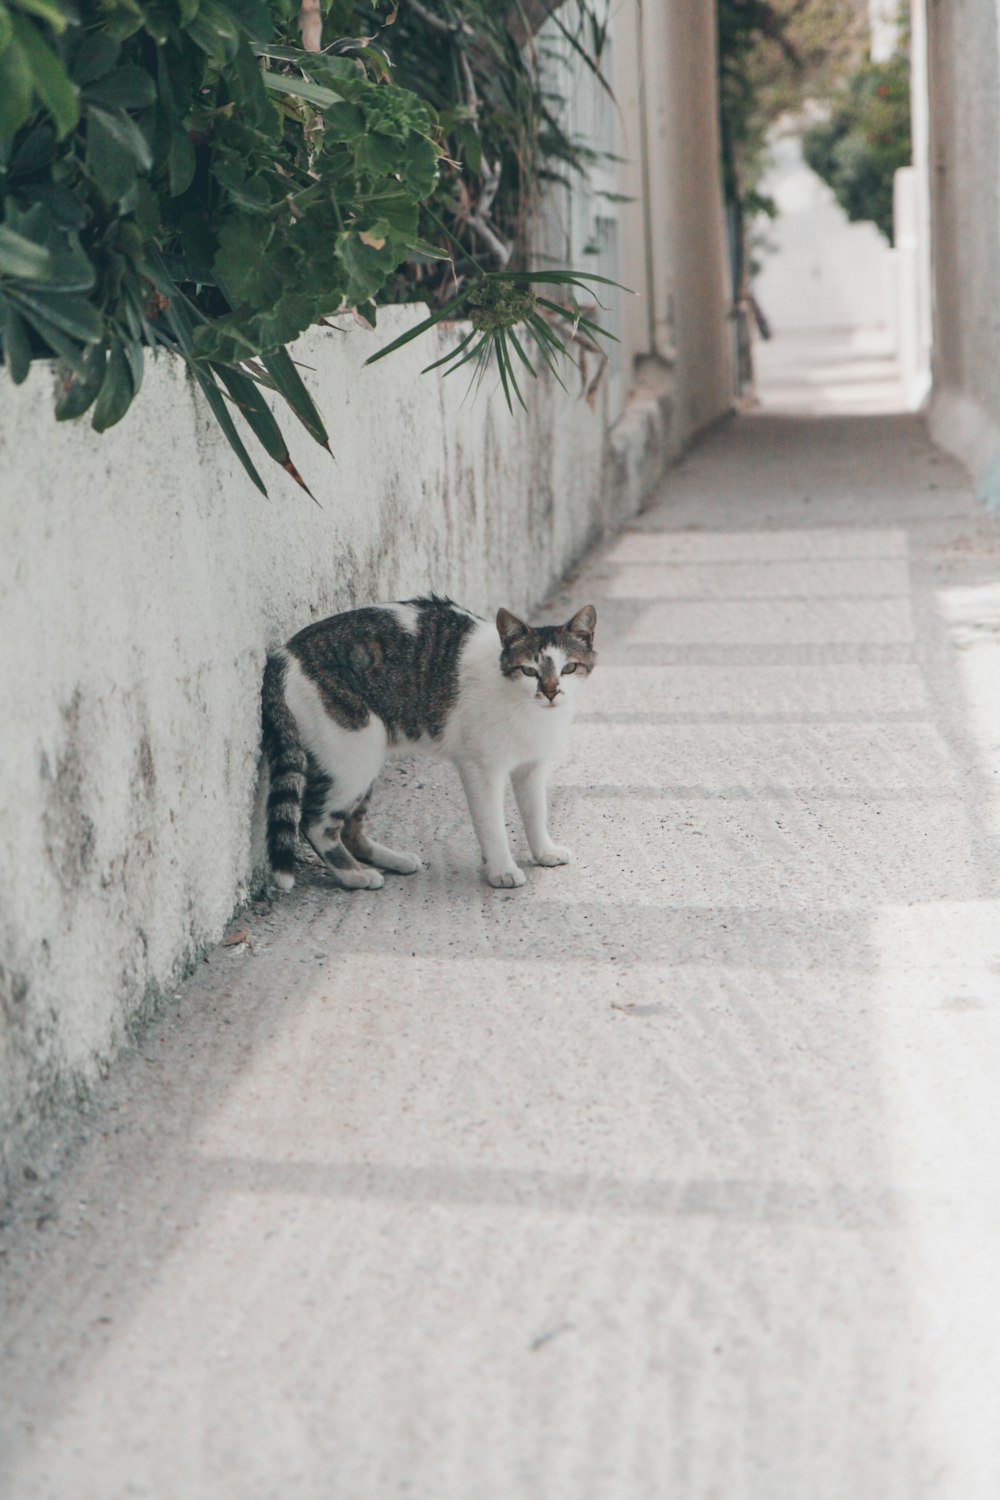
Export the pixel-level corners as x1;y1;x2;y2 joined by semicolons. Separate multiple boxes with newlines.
41;691;97;898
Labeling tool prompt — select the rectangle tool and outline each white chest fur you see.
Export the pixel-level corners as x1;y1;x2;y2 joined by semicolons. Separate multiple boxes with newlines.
434;622;576;772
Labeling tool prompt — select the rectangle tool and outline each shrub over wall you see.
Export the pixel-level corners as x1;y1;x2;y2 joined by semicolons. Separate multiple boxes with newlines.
0;0;615;493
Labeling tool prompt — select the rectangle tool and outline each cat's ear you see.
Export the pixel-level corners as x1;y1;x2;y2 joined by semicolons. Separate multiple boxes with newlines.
497;608;529;646
567;604;597;645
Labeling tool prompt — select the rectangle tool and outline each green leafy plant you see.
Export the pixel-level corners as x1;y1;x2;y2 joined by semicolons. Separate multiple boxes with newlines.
802;40;910;242
343;0;614;302
368;267;617;413
0;0;444;493
353;0;623;406
0;0;618;494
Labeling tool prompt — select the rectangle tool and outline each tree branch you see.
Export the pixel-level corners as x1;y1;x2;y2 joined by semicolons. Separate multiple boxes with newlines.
458;46;479;119
504;0;568;49
407;0;456;35
297;0;322;52
468;160;511;264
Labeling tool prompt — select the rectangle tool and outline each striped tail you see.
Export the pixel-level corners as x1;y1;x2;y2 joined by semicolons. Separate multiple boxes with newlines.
261;652;306;890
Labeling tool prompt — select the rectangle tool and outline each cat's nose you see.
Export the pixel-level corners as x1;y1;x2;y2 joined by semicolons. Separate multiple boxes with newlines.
540;681;559;701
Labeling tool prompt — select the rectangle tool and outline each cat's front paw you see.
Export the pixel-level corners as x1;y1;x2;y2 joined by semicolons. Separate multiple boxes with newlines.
334;867;385;891
487;864;527;889
534;846;571;867
392;851;422;875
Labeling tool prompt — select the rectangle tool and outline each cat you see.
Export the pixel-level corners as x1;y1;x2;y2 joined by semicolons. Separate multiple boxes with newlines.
261;596;596;891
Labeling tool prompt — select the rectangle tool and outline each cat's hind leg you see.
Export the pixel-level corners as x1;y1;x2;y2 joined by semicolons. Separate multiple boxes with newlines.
302;757;385;892
302;799;384;890
342;793;421;875
299;715;389;890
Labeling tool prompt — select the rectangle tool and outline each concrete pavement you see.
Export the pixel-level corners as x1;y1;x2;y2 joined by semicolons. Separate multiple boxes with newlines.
4;410;1000;1498
754;326;908;416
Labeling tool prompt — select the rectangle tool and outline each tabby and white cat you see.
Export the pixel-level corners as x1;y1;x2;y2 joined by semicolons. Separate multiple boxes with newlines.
261;596;596;890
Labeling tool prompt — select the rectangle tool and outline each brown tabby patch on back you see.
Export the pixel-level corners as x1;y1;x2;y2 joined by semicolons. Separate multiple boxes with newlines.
288;597;476;742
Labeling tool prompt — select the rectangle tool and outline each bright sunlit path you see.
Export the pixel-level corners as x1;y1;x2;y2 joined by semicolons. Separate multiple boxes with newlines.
751;130;911;416
6;411;1000;1497
754;327;907;415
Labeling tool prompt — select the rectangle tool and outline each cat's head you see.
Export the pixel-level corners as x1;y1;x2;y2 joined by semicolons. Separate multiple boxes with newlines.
496;604;597;709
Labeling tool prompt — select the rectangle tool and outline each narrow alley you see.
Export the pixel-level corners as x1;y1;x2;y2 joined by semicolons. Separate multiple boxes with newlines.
4;408;1000;1498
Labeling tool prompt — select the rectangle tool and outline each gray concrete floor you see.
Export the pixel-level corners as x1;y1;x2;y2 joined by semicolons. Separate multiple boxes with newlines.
754;325;907;415
5;408;1000;1499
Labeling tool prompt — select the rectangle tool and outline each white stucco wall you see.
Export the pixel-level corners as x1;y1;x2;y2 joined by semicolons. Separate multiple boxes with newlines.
924;0;1000;505
0;309;665;1192
613;0;735;443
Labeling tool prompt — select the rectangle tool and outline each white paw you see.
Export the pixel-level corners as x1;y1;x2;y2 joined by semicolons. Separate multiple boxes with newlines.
336;867;385;891
363;844;421;874
487;865;527;889
391;851;421;875
273;871;295;892
534;846;571;867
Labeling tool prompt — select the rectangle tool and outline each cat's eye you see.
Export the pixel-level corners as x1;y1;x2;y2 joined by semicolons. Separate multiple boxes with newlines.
561;663;579;675
520;665;539;677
